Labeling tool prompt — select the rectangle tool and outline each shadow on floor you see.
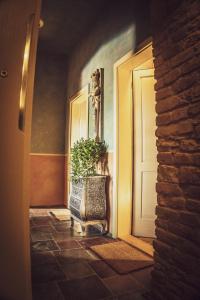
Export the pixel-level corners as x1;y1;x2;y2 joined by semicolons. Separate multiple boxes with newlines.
30;208;153;300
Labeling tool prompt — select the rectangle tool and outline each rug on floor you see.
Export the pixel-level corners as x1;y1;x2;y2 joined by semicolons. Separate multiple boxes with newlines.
90;240;153;274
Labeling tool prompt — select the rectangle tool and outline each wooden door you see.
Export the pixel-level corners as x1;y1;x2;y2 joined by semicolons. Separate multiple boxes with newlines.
132;69;157;238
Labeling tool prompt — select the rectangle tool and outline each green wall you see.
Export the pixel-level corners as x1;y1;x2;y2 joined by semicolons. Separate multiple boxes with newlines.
31;51;68;154
66;0;151;150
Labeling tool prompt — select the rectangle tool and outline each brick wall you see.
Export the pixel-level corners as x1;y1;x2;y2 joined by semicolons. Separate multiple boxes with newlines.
151;0;200;299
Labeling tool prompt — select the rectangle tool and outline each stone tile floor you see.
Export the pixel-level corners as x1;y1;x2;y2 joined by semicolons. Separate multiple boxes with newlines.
30;208;153;300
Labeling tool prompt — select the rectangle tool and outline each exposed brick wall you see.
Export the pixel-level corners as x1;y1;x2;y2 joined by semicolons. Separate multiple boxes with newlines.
151;1;200;299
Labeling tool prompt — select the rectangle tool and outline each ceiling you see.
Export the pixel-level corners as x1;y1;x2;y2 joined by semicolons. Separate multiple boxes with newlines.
38;0;108;56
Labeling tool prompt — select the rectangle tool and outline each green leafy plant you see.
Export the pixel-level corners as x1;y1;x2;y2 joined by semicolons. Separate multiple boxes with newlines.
70;138;107;182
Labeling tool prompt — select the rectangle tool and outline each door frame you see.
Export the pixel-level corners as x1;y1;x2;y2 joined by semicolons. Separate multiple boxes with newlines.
113;42;154;238
65;86;88;206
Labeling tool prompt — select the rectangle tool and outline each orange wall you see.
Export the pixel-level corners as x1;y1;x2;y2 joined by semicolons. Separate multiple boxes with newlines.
30;154;65;206
30;49;68;207
0;1;40;299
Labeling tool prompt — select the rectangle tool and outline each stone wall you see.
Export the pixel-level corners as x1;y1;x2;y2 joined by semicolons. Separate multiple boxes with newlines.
151;0;200;299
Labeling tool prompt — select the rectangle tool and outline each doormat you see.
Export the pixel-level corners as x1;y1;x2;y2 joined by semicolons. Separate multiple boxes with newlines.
90;241;153;274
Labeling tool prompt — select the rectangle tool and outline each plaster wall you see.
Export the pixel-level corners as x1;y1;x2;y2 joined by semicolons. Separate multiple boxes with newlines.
66;0;151;151
31;51;67;154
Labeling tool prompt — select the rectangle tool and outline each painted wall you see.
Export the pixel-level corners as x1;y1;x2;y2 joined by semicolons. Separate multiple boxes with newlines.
66;0;151;150
0;0;40;299
31;51;67;154
30;51;67;206
66;0;151;232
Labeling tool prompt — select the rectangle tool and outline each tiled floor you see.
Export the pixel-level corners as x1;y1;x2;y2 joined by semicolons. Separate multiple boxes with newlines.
30;208;153;300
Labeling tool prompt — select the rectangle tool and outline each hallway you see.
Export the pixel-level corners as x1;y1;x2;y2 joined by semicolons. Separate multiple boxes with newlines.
30;208;153;300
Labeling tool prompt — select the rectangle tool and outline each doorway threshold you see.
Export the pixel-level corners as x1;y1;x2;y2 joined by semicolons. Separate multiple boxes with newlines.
119;235;154;257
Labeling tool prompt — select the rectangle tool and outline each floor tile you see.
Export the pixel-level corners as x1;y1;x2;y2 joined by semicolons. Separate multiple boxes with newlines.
32;282;65;300
79;237;115;249
89;259;116;278
32;263;65;283
31;209;49;216
32;240;59;252
30;218;35;227
55;248;96;264
31;231;53;242
51;218;71;225
31;225;55;233
60;261;95;280
86;249;101;260
49;211;71;222
130;267;153;290
49;208;71;216
52;229;81;240
103;275;143;296
32;216;52;225
58;275;112;300
117;291;146;300
57;239;82;250
53;222;72;232
30;208;153;300
31;251;57;266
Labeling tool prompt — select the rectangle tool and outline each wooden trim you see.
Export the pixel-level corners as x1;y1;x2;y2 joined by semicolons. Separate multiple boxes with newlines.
30;153;66;156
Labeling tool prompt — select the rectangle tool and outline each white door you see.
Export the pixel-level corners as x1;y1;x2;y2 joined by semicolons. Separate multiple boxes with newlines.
132;69;157;238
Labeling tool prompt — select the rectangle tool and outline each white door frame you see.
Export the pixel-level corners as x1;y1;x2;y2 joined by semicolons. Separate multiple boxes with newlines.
112;42;154;238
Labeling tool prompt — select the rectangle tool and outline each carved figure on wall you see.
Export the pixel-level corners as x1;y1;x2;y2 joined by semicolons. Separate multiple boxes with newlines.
89;68;103;141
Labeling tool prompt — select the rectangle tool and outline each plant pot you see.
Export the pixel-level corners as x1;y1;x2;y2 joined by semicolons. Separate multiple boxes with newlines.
69;175;107;233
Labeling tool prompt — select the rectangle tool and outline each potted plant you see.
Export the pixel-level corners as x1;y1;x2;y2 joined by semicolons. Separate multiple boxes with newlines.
69;138;108;233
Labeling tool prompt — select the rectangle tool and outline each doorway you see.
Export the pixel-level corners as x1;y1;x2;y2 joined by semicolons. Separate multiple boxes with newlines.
113;42;156;251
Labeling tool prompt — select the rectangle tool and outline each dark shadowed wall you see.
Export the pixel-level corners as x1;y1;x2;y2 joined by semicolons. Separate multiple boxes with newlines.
30;51;67;206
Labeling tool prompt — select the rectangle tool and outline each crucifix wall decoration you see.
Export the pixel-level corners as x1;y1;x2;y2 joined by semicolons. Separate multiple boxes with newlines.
88;68;104;141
